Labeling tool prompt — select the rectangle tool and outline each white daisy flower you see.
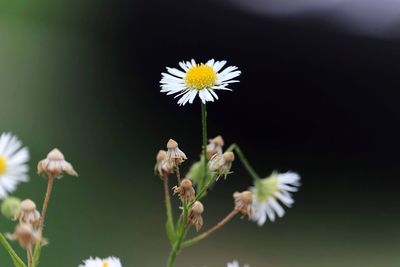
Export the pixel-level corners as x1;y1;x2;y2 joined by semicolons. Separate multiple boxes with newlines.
79;256;122;267
227;260;250;267
160;59;241;106
0;133;30;200
251;171;301;226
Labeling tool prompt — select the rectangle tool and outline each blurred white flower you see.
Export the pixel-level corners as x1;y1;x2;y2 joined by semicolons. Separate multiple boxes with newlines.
160;59;241;106
0;133;29;199
251;171;301;226
79;257;122;267
227;260;250;267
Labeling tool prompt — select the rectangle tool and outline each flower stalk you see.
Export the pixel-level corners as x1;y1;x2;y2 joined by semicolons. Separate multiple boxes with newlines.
181;209;239;249
226;144;260;181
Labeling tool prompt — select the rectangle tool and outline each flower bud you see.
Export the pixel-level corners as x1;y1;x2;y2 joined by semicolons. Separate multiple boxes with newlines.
6;223;42;248
207;135;224;159
187;201;204;231
17;199;40;226
37;148;78;178
208;152;235;180
173;178;195;202
233;191;254;218
1;197;21;219
165;139;187;168
154;150;172;177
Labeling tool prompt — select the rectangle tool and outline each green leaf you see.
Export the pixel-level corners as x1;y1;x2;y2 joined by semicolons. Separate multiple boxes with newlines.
0;232;27;267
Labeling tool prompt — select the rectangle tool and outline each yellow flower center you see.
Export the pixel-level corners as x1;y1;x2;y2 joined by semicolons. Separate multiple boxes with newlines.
102;261;109;267
0;156;7;175
185;64;217;90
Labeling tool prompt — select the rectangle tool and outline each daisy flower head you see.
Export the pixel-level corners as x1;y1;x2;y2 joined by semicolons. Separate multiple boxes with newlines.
227;260;250;267
79;257;122;267
251;171;301;226
0;133;30;200
160;59;241;106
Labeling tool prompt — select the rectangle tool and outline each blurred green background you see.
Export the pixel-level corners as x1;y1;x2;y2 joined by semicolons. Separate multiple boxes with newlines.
1;0;400;266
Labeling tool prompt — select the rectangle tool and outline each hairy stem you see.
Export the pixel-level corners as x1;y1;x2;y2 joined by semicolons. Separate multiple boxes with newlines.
227;144;260;181
181;209;239;249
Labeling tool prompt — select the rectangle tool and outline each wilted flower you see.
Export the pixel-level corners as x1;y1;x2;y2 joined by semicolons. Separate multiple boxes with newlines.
0;133;30;199
207;135;224;159
6;223;42;248
172;178;195;202
37;148;78;178
160;59;241;106
16;199;40;226
165;139;187;169
227;260;250;267
79;257;122;267
251;171;301;226
187;201;204;231
154;150;172;177
208;151;235;179
233;191;254;218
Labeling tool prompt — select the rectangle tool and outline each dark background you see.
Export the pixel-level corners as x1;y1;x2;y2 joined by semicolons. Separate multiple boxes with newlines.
0;0;399;266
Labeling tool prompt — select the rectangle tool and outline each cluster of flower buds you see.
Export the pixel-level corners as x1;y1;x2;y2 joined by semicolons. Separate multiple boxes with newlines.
6;198;44;249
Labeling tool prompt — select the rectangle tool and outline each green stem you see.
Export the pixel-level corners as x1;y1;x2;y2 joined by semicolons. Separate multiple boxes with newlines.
0;232;27;267
163;174;175;242
227;144;260;181
166;201;189;267
200;103;208;190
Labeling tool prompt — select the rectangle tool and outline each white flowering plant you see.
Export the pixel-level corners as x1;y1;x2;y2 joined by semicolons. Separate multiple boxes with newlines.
156;59;302;267
0;58;301;267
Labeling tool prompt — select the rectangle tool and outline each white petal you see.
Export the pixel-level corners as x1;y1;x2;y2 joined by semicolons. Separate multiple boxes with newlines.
166;67;186;78
213;60;227;72
268;198;285;218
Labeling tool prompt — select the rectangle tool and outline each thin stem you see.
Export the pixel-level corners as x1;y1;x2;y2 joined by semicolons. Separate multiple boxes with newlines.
163;174;175;238
0;232;27;267
193;173;216;203
200;103;208;190
174;165;181;185
181;209;239;249
39;175;55;233
27;245;33;267
227;144;260;180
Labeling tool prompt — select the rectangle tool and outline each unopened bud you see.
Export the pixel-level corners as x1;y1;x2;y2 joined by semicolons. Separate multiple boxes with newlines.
37;148;78;178
187;201;204;231
166;139;187;168
233;191;254;218
1;197;21;219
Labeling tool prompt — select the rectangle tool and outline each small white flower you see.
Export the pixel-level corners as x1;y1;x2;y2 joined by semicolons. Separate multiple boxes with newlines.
251;171;301;226
79;257;122;267
227;260;250;267
0;133;30;200
160;59;241;106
